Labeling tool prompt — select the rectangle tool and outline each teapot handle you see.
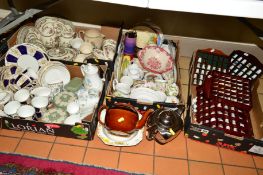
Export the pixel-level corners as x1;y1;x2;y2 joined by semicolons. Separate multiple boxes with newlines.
136;109;154;129
97;105;108;125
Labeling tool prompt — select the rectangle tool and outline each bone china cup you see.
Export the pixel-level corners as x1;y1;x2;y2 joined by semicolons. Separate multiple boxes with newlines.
14;89;30;104
4;101;21;117
17;105;35;120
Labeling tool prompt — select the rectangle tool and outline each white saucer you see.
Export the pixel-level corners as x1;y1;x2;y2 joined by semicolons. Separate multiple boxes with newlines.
97;109;144;146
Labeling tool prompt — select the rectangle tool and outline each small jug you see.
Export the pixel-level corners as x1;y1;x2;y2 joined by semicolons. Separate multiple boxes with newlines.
79;29;105;49
81;63;103;93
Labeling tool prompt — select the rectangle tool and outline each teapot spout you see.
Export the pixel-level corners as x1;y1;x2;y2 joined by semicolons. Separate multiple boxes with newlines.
135;109;154;129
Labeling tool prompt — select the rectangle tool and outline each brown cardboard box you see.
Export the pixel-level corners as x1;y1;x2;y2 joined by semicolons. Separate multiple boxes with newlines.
105;31;185;116
0;63;110;140
185;48;263;156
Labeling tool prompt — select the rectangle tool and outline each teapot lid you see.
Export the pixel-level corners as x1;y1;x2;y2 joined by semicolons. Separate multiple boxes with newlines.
83;63;99;74
85;29;101;38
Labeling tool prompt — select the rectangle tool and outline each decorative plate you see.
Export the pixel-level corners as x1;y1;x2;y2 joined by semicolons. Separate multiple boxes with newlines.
26;38;47;52
41;107;67;123
97;109;143;146
138;45;173;74
5;43;48;72
46;47;77;61
53;91;77;109
38;61;70;86
16;26;40;44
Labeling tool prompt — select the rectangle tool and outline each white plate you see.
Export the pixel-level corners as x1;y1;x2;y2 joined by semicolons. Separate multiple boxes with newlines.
130;87;166;102
5;43;48;72
97;109;144;146
39;63;70;86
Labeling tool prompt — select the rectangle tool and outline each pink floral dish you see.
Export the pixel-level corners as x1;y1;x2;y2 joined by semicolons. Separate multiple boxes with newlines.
138;46;173;74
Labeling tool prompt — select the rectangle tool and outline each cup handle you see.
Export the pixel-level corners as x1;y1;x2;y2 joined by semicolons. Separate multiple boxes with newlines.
98;105;108;125
80;65;86;76
112;79;118;91
78;30;85;40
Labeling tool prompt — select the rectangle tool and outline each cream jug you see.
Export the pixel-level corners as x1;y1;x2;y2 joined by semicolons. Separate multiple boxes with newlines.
81;63;103;93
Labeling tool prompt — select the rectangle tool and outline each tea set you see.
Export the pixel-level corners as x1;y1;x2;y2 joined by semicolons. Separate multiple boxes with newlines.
15;16;117;63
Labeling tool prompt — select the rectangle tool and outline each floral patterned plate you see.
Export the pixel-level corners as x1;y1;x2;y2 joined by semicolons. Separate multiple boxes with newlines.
138;45;173;74
47;47;77;61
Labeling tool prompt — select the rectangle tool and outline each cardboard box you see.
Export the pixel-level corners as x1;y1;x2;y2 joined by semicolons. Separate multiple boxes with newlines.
0;62;110;140
7;23;122;70
105;32;185;114
185;49;263;156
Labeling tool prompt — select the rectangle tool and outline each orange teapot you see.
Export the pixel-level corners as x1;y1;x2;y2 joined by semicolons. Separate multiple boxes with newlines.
98;103;153;136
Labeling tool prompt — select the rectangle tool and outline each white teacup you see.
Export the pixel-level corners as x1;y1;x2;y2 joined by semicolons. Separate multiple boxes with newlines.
25;67;38;80
113;80;131;95
120;76;134;87
31;96;49;109
17;105;35;120
67;101;80;115
4;101;21;117
80;42;94;54
123;64;144;80
64;114;81;125
70;37;84;50
31;87;51;97
14;89;30;104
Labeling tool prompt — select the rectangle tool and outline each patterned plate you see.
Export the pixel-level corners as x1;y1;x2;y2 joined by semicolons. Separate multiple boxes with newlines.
16;26;40;44
53;91;77;109
41;107;68;123
138;45;173;74
46;47;77;61
5;43;48;72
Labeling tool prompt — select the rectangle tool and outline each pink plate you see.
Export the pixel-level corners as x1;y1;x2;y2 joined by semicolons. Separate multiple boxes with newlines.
138;46;173;74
